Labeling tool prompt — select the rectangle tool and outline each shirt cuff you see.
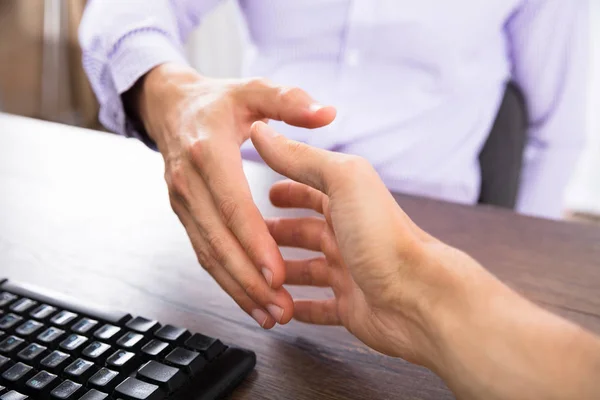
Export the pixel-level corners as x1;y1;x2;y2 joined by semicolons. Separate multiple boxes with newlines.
108;28;189;94
106;29;190;148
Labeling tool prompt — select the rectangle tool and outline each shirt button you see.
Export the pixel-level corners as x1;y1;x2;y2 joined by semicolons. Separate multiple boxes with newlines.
345;49;360;66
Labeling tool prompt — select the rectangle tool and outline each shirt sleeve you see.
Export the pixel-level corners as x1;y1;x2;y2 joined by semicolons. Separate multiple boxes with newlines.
506;0;589;219
79;0;222;144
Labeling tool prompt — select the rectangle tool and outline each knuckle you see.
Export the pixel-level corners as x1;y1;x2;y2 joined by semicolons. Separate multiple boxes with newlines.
277;86;306;104
206;233;227;264
328;155;373;185
286;140;309;163
188;139;212;170
338;155;371;173
196;248;214;272
217;197;241;227
244;77;272;90
243;279;263;300
166;164;190;201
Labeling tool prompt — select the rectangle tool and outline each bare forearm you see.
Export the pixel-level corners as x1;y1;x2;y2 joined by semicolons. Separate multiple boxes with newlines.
413;246;600;399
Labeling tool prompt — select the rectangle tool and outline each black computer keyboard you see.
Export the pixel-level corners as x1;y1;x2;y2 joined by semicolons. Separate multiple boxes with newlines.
0;279;255;400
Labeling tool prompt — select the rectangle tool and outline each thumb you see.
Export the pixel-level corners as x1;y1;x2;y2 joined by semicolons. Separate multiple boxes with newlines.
251;121;335;194
240;79;336;129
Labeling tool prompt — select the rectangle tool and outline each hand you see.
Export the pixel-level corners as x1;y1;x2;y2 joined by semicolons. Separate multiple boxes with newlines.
250;120;450;363
132;63;336;328
251;121;600;400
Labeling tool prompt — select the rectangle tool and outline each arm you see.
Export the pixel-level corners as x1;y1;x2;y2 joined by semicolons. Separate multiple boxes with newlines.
507;0;589;218
427;254;600;400
250;121;600;400
78;0;220;143
79;0;338;330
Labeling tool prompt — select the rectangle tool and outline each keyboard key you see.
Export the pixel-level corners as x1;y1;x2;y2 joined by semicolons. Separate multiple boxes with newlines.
0;331;4;340
164;348;206;375
0;355;13;373
0;391;28;400
136;360;186;393
62;358;96;384
0;294;17;308
58;334;88;354
116;332;145;350
125;317;160;335
114;377;165;400
16;343;47;364
14;320;44;338
87;368;120;392
29;305;57;321
49;380;82;399
50;311;78;328
1;282;132;326
140;340;169;360
184;333;226;361
78;389;108;400
0;315;22;331
106;350;137;375
9;299;37;314
25;370;58;395
0;336;25;356
93;325;121;343
39;351;71;374
70;318;98;335
36;328;65;347
153;325;189;344
1;363;34;385
81;342;111;363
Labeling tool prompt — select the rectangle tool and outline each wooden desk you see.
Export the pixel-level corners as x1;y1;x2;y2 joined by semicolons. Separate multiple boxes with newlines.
1;113;600;399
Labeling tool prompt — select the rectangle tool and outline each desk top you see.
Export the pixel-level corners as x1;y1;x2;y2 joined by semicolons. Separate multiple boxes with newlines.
1;113;600;399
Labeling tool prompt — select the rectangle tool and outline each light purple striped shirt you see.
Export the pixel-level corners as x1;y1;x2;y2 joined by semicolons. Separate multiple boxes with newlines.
79;0;588;218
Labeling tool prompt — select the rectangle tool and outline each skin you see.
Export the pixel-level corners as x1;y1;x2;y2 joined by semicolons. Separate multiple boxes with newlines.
127;61;600;399
129;63;336;328
249;121;600;400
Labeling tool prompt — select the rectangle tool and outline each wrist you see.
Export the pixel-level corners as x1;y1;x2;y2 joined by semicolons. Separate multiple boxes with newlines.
389;242;476;369
135;63;204;151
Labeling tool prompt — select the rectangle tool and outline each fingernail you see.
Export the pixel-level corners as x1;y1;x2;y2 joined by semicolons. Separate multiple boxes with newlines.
262;267;273;287
266;304;284;323
258;122;278;137
309;103;324;113
251;309;269;328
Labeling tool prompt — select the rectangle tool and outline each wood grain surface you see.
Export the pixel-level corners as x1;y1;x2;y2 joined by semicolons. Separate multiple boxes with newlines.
1;113;599;399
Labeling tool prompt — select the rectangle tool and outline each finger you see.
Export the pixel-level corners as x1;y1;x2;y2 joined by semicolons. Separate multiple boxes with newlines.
252;121;436;245
188;205;294;324
170;174;294;325
204;256;279;330
189;140;287;290
294;299;341;326
170;196;277;329
251;120;353;194
265;217;326;252
269;180;326;214
284;258;332;287
239;79;336;129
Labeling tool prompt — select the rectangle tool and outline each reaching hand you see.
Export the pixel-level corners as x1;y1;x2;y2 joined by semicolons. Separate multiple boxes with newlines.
134;63;336;328
251;120;447;363
251;121;600;400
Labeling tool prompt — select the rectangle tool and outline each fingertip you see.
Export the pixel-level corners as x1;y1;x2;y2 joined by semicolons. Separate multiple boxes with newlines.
251;120;278;140
276;289;295;325
268;181;287;206
304;105;337;128
262;318;276;330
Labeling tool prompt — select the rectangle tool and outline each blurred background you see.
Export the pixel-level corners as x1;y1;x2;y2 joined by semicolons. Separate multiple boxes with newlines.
0;0;599;222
